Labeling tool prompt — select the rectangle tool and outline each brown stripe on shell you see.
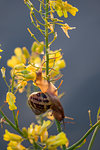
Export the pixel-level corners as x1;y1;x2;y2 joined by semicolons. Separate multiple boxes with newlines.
28;92;53;115
33;103;44;110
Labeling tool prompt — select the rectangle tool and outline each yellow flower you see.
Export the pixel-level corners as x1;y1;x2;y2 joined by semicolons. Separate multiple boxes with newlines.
31;41;44;54
53;59;66;73
50;0;78;18
12;64;37;93
16;81;27;93
15;64;36;82
20;65;37;81
29;41;44;66
14;63;26;70
30;56;42;67
6;92;17;111
26;64;36;72
31;41;38;52
0;49;3;59
40;129;48;143
22;72;36;81
38;120;51;135
1;67;6;78
46;132;69;149
7;47;26;68
3;129;23;142
65;2;78;17
7;56;20;68
49;50;62;68
22;47;30;59
0;49;3;52
61;23;76;38
14;48;26;64
28;123;41;143
7;141;27;150
27;120;51;143
44;50;66;77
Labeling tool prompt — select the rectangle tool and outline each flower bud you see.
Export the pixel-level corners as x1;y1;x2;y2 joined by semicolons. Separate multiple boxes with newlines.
46;132;68;149
40;129;48;143
31;41;38;52
23;72;36;81
22;127;28;137
22;47;30;58
39;120;51;135
1;67;6;78
3;129;23;142
14;63;26;70
36;41;44;54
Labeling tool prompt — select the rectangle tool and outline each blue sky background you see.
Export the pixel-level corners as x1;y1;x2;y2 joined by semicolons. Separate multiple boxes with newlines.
0;0;100;149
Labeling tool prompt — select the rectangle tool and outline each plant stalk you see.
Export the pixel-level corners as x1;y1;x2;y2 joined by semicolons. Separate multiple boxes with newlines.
67;120;100;150
55;119;66;150
0;109;24;137
12;110;18;128
45;2;66;149
45;0;49;80
88;126;100;150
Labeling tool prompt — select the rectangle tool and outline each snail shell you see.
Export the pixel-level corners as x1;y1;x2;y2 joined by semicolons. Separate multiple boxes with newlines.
28;91;64;121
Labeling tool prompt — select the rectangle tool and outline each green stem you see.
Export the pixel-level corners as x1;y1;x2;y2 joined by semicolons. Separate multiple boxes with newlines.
55;119;66;150
67;120;100;150
44;3;66;148
45;3;65;150
88;126;100;150
11;75;15;93
45;0;49;80
13;110;18;128
40;115;43;125
4;77;10;89
0;109;24;137
33;141;42;150
55;119;62;132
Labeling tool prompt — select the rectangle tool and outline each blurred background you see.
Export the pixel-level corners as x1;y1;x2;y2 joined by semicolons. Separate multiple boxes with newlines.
0;0;100;149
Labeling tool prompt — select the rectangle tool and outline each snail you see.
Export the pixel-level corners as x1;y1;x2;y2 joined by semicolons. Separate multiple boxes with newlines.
28;91;64;122
28;70;64;122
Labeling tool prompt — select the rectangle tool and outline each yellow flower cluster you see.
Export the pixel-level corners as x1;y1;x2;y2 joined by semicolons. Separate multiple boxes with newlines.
46;132;69;149
50;0;78;18
7;42;43;93
7;42;44;69
30;41;44;66
26;120;50;144
3;120;68;150
7;48;26;68
6;42;66;93
46;50;66;78
3;130;27;150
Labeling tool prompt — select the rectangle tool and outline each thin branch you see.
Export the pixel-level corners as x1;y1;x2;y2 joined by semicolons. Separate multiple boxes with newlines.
67;120;100;150
88;126;100;150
